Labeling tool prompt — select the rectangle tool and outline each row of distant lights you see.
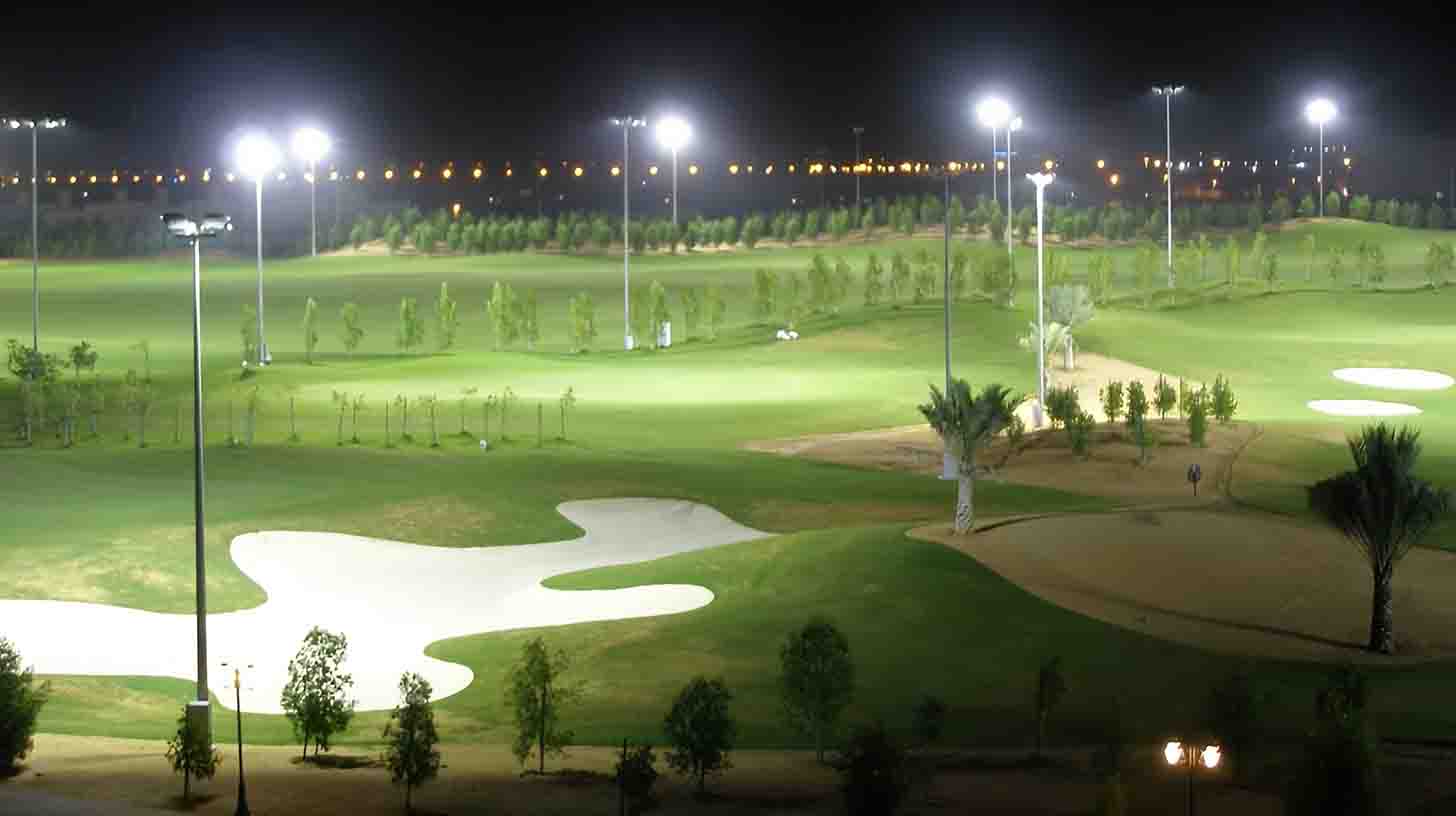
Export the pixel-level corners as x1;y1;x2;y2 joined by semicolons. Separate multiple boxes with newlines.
0;155;1356;190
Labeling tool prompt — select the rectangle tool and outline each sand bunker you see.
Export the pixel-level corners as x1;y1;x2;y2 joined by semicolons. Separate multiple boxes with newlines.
0;499;769;713
915;510;1456;661
1308;400;1422;417
1333;368;1453;391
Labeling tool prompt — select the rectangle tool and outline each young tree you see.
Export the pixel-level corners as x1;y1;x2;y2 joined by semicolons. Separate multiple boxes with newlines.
889;251;911;304
1303;233;1318;282
863;254;884;306
1044;385;1080;430
568;291;597;352
280;626;357;759
521;289;540;350
1326;246;1346;286
779;618;854;763
487;282;520;350
241;305;259;364
299;297;320;363
648;280;671;348
1297;194;1317;219
809;254;833;312
558;386;577;440
339;302;365;355
706;285;726;340
507;637;578;773
0;638;49;773
1349;194;1373;221
1426;242;1455;289
500;387;517;440
396;297;424;354
67;340;97;380
1262;250;1280;290
412;222;436;256
383;672;441;814
1047;285;1094;369
781;270;804;329
919;380;1022;533
1124;381;1148;433
949;249;969;303
1099;381;1124;424
1134;244;1157;308
664;676;736;796
1223;237;1242;292
1309;425;1451;654
434;282;458;351
1034;657;1067;761
680;287;702;338
753;268;778;318
1188;387;1209;447
1210;374;1238;424
166;710;221;803
1154;375;1177;421
1326;190;1344;219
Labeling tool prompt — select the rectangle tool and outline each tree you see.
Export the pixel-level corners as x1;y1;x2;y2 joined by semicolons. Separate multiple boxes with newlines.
919;381;1022;533
165;710;221;803
280;626;356;759
648;280;671;348
837;723;910;816
664;676;736;795
1210;374;1238;423
706;286;726;340
302;297;320;363
67;340;97;380
753;268;778;318
1034;657;1067;761
779;618;854;763
1204;672;1269;785
889;252;910;304
558;386;577;440
1223;237;1242;292
1326;246;1346;286
1099;381;1124;424
0;638;49;772
241;304;259;364
1261;249;1280;290
1154;375;1177;421
521;289;540;350
385;221;404;253
339;302;364;355
1425;242;1455;289
1326;190;1344;218
1269;194;1292;225
1047;285;1094;369
1134;244;1158;308
1308;425;1451;654
680;288;702;338
949;249;969;303
1188;387;1209;447
384;672;441;814
863;254;884;306
1302;233;1318;283
568;291;597;352
1349;194;1373;221
434;282;458;351
1405;202;1425;230
507;637;578;773
1286;668;1381;816
1044;385;1080;430
781;270;804;329
412;221;436;256
809;254;833;312
1297;194;1317;219
396;297;424;354
1124;381;1148;434
487;282;520;349
499;387;517;440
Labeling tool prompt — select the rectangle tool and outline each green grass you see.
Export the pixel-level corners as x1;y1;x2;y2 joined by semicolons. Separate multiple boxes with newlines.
8;218;1456;748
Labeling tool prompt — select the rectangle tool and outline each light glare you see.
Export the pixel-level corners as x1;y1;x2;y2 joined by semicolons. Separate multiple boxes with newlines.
235;133;282;181
1306;98;1337;126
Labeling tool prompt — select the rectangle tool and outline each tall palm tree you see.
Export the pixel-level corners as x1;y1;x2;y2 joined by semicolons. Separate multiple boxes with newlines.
1308;424;1450;654
919;380;1022;534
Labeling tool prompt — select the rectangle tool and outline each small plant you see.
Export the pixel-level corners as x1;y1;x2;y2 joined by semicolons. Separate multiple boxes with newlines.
1124;381;1148;435
166;710;222;803
1044;385;1080;430
1154;375;1177;421
1210;374;1238;424
1099;380;1124;425
1188;388;1209;447
1067;410;1095;458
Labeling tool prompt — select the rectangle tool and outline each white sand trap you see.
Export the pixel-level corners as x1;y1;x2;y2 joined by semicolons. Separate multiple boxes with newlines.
1308;399;1422;417
0;499;769;714
1333;368;1454;391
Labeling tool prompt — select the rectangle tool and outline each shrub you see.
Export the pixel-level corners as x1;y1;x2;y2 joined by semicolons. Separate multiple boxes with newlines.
615;742;659;815
1099;381;1124;424
1044;385;1080;430
1154;375;1177;420
165;710;222;802
1210;375;1238;424
664;676;735;795
837;723;910;816
0;638;49;772
1188;388;1209;447
1067;410;1095;458
1124;381;1148;432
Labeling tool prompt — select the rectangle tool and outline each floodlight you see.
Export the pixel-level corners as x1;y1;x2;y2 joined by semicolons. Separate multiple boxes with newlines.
1201;745;1221;769
291;127;331;163
162;213;199;239
1164;741;1184;766
975;97;1011;129
1305;98;1337;125
199;214;232;237
235;133;281;181
656;115;692;152
1009;116;1023;132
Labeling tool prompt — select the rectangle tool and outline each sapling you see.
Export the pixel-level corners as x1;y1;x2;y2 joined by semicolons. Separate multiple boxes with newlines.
350;393;366;444
537;403;543;448
1188;388;1209;447
425;395;440;447
559;386;576;440
1099;380;1124;425
332;391;347;445
1154;374;1177;421
245;386;261;447
1210;375;1238;424
459;387;477;436
1124;381;1148;435
500;387;517;440
302;297;320;363
484;394;497;441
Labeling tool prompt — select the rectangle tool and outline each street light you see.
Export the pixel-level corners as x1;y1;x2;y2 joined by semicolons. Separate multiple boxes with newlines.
852;126;865;210
655;115;691;228
1305;98;1338;217
220;662;255;816
975;97;1011;221
291;127;332;258
235;133;281;365
1153;85;1184;286
610;116;646;350
1164;740;1221;816
1027;173;1055;429
4;115;67;355
161;211;232;752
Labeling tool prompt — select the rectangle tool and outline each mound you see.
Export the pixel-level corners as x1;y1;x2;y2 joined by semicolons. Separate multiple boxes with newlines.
914;510;1456;661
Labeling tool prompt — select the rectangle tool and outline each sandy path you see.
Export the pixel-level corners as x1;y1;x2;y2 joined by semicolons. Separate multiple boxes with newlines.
0;499;769;713
914;510;1456;661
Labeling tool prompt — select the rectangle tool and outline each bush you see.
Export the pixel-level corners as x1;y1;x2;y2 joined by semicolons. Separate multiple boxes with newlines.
1210;375;1238;424
166;710;221;802
1286;668;1380;816
0;638;49;772
837;723;910;816
1124;381;1148;433
1099;381;1124;424
1044;385;1080;430
1188;388;1209;447
1067;410;1095;458
1154;375;1177;420
1204;672;1269;784
615;742;659;815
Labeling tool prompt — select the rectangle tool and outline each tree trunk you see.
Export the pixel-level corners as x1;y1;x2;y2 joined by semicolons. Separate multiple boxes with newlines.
290;396;297;440
405;783;412;814
1370;569;1395;654
954;465;975;534
1065;333;1075;370
337;413;344;445
89;411;97;436
183;765;190;802
302;736;309;760
1036;711;1045;759
247;409;255;447
385;402;391;445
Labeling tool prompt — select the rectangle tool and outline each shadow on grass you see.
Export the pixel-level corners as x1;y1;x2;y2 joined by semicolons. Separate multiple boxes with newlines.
165;793;220;811
291;753;385;770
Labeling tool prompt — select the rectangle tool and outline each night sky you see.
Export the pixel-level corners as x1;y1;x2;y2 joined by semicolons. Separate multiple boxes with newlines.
2;6;1454;168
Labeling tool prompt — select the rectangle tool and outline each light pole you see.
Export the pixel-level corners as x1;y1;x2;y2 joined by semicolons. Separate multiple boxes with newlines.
938;165;958;479
1006;116;1022;263
1305;99;1337;217
656;116;691;229
221;662;254;816
975;98;1017;258
162;211;232;752
852;126;864;210
1164;741;1222;816
610;117;646;350
1153;85;1184;285
292;127;332;258
1027;173;1055;429
235;134;281;366
5;116;66;353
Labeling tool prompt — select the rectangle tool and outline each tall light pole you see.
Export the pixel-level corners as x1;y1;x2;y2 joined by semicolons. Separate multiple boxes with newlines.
1305;99;1338;217
162;211;232;752
235;133;281;365
292;127;332;259
655;115;692;228
938;165;957;480
5;116;66;353
221;661;254;816
852;126;864;210
1153;85;1183;285
1006;116;1022;263
1027;173;1055;429
975;98;1016;254
610;117;646;350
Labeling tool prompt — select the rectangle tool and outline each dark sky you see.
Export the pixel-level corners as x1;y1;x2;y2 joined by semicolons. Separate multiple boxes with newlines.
2;5;1453;168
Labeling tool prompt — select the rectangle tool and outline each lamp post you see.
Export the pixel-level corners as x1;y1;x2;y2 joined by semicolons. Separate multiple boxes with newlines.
656;116;691;229
975;98;1018;261
852;126;864;210
937;165;958;479
220;662;254;816
1153;85;1184;285
1305;99;1337;217
161;211;233;752
292;127;332;258
235;134;281;365
1027;173;1055;429
5;116;66;353
1164;741;1222;816
610;117;646;350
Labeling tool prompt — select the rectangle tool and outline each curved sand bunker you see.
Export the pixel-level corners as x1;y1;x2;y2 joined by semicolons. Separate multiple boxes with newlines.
1308;400;1421;417
0;499;769;713
1333;368;1453;391
916;510;1456;661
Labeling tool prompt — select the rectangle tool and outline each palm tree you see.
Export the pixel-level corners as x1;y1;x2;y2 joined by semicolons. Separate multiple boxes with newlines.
1308;424;1450;654
919;380;1022;534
